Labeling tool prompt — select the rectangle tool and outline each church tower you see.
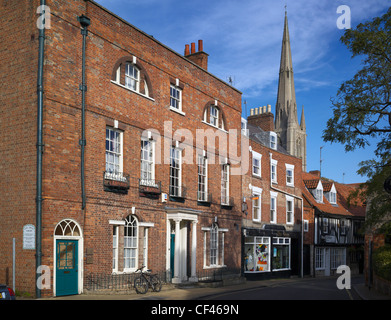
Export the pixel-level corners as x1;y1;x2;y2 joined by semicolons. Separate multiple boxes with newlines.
274;10;307;171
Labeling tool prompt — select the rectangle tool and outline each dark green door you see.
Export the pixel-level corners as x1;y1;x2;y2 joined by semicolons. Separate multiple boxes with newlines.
56;240;78;296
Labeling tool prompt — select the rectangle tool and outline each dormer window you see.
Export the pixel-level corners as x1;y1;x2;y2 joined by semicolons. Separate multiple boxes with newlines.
313;181;323;203
270;132;277;150
325;183;337;204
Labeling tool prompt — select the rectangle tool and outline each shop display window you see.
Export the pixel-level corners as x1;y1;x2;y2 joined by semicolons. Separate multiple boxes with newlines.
272;237;291;270
244;237;270;272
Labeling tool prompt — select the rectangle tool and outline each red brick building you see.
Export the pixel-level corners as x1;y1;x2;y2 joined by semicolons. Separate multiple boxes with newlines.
241;108;304;279
1;0;243;297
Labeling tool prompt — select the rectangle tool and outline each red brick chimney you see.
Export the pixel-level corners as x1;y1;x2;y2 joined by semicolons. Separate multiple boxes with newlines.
247;105;275;132
184;40;208;70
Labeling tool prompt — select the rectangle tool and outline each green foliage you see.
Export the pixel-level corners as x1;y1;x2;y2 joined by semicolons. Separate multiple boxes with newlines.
373;244;391;281
323;7;391;229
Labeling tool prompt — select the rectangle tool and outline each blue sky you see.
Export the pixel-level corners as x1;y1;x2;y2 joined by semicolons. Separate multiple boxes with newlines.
95;0;390;184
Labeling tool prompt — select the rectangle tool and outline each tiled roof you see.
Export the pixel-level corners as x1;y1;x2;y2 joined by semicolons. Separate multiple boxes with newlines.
303;179;319;189
302;172;365;218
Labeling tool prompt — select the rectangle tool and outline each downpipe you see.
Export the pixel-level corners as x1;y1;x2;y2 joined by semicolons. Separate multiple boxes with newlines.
78;15;91;210
35;0;46;299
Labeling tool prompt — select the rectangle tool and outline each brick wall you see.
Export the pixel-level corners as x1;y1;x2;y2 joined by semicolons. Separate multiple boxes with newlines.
32;0;242;296
0;0;41;295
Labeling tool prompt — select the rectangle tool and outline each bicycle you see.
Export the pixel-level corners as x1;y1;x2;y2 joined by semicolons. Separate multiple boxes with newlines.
133;265;162;294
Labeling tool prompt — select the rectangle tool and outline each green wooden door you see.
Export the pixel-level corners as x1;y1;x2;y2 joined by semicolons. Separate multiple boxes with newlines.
56;240;78;296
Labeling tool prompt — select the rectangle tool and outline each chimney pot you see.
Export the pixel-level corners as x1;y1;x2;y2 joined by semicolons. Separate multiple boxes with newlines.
198;39;203;52
267;104;271;112
191;42;196;54
263;106;266;113
250;108;254;116
185;44;190;56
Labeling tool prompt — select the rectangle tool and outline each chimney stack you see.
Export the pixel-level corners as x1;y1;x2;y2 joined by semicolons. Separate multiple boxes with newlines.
248;104;275;132
184;44;190;56
184;40;209;70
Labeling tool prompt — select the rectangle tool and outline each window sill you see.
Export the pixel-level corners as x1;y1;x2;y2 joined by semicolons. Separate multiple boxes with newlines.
201;120;228;133
203;265;227;270
110;80;155;102
169;106;186;116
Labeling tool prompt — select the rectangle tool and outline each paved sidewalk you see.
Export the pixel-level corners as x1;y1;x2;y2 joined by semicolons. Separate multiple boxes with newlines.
36;275;391;301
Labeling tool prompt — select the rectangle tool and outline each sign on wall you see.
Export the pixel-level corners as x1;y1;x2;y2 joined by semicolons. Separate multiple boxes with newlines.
23;224;36;250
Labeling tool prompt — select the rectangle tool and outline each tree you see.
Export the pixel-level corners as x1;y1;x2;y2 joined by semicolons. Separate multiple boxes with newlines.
323;7;391;231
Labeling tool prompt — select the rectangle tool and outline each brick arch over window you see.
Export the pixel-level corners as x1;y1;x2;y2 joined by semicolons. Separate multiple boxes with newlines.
202;101;227;130
111;56;154;98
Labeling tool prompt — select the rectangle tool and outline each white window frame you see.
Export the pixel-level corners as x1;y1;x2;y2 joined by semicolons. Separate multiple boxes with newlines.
327;184;337;204
143;228;149;269
123;215;138;272
271;159;278;184
314;181;323;203
252;151;262;177
285;164;294;187
221;164;230;205
112;225;119;273
286;195;294;225
210;105;219;127
140;139;155;184
202;224;227;268
270;132;277;150
170;84;183;112
125;63;140;92
315;247;325;270
105;127;124;181
210;223;218;266
270;191;278;224
169;147;182;197
244;236;270;273
198;155;208;201
252;186;262;222
272;237;291;271
241;118;248;136
304;220;309;232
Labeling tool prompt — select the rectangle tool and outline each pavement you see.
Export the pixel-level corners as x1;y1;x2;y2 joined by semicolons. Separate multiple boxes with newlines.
33;275;391;301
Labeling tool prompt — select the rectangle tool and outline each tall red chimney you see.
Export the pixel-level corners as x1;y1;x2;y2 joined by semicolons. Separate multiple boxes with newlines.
184;44;190;56
184;40;209;70
198;39;203;52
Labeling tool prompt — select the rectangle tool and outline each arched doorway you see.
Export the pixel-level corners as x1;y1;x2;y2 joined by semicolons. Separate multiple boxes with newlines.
54;219;83;296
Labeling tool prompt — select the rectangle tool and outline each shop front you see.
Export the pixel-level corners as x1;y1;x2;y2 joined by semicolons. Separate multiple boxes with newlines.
242;226;300;280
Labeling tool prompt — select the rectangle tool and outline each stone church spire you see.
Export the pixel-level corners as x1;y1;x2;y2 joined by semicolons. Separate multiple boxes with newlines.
274;10;307;171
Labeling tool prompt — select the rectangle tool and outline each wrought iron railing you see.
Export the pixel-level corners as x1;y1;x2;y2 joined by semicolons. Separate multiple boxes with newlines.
84;270;171;292
103;171;130;194
139;179;162;194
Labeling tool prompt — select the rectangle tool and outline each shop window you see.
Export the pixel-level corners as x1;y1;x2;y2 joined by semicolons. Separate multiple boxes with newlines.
244;237;270;272
272;237;290;270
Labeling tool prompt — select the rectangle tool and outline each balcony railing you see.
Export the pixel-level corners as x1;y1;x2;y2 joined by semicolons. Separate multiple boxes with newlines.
103;171;130;194
139;179;161;195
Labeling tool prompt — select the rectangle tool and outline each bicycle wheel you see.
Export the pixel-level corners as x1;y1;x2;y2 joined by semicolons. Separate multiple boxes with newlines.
151;275;162;292
134;276;148;294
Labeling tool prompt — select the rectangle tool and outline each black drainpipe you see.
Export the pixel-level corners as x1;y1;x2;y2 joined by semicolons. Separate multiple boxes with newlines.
77;15;90;210
36;0;46;299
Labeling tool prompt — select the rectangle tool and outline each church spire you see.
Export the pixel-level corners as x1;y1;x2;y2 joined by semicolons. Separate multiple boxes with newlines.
274;9;307;172
275;9;297;131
